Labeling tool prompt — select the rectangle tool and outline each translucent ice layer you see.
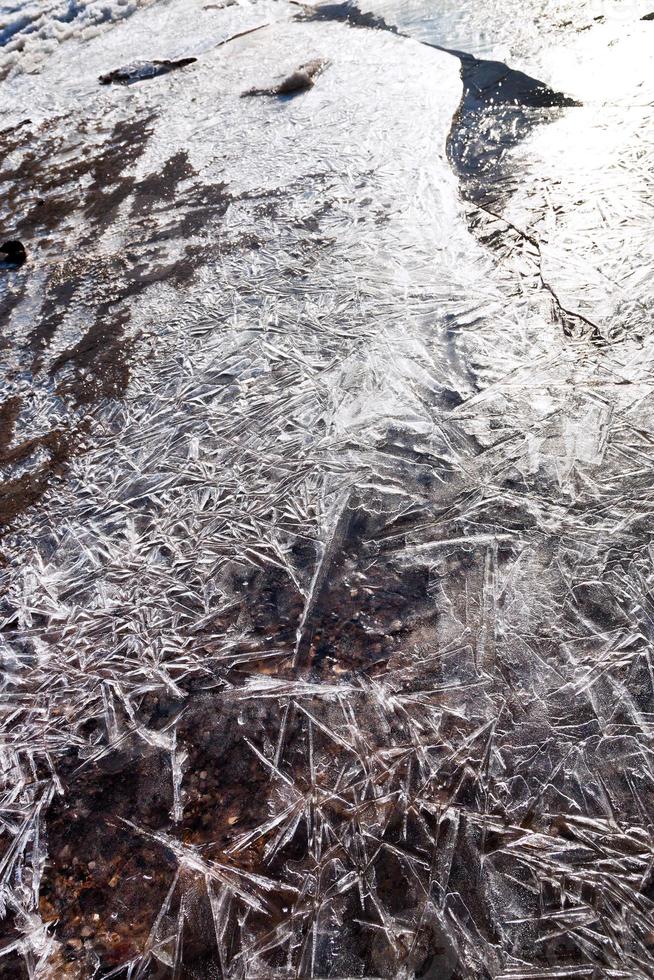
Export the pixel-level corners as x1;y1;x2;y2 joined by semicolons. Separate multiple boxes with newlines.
1;0;654;977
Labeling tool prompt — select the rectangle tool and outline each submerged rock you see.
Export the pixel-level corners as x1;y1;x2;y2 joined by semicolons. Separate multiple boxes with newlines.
99;58;197;85
242;58;327;96
0;240;27;266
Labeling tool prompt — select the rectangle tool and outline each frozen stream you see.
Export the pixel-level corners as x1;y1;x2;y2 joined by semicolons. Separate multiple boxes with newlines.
1;0;654;977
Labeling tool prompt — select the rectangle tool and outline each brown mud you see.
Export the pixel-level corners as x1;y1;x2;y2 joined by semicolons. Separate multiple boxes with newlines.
0;393;76;532
32;488;466;976
0;113;265;537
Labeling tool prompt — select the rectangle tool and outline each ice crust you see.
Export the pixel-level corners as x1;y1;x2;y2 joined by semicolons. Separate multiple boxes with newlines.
1;0;654;977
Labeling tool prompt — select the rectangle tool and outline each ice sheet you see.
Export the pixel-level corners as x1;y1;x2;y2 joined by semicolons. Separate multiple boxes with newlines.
1;0;654;976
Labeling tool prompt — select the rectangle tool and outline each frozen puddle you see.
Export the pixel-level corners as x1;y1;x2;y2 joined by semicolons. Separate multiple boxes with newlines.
1;0;654;977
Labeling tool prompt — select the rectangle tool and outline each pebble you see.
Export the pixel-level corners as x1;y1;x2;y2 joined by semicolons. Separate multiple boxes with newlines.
99;58;197;86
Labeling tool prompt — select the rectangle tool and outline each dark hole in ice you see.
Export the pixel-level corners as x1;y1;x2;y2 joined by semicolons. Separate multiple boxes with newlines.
0;239;26;266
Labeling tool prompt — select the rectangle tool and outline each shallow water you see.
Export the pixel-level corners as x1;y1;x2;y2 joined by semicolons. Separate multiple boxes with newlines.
1;1;654;977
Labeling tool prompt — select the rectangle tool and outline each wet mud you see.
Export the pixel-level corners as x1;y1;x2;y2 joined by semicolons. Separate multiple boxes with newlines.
0;108;265;536
0;394;76;532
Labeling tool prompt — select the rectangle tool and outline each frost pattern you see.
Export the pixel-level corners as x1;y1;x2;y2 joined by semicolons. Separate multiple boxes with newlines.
1;0;654;977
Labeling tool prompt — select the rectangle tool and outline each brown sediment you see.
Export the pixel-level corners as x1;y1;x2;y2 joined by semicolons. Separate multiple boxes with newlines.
0;114;156;244
0;275;26;348
292;502;435;677
33;499;448;975
0;396;22;454
39;694;279;975
0;913;30;980
130;150;196;216
157;178;233;240
0;428;73;529
0;393;71;543
0;142;335;555
81;116;158;234
30;274;84;368
0;118;31;139
51;308;133;404
39;736;179;971
0;113;156;370
0;99;329;561
29;253;130;370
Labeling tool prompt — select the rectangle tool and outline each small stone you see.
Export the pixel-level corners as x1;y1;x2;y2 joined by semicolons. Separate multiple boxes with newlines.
80;926;94;938
87;861;96;870
99;58;197;86
389;619;403;633
66;938;82;951
243;59;327;98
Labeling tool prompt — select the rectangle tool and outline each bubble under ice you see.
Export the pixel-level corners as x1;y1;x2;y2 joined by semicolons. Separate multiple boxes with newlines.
1;0;654;977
